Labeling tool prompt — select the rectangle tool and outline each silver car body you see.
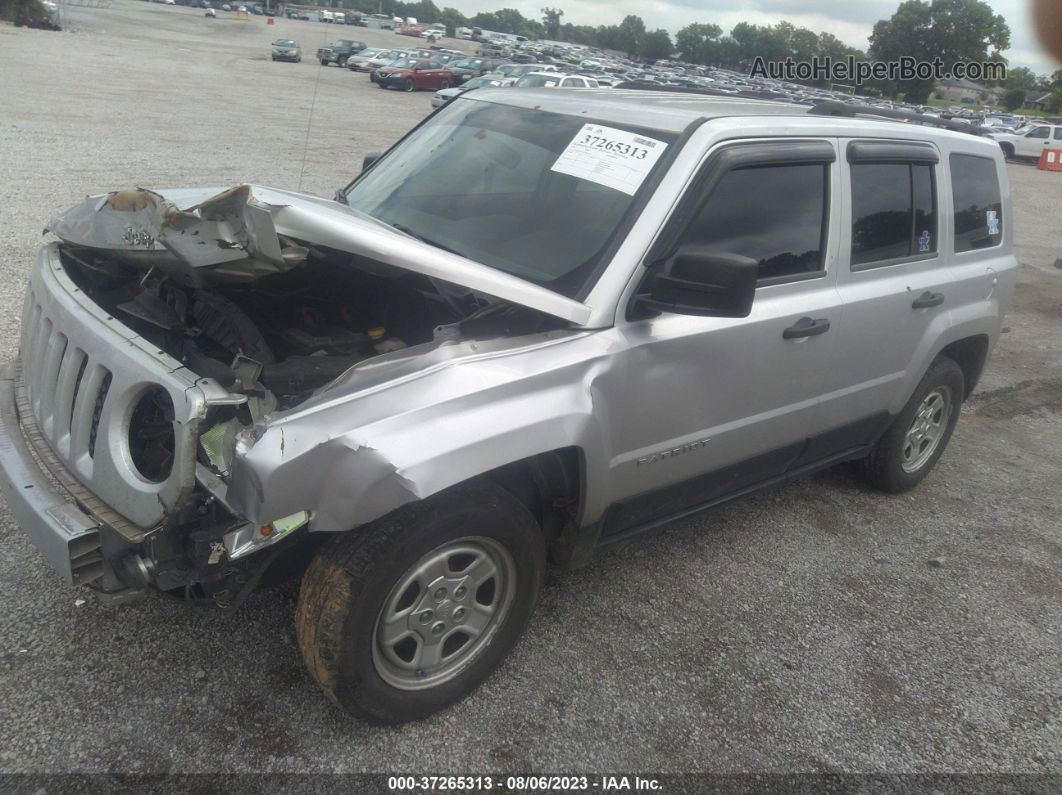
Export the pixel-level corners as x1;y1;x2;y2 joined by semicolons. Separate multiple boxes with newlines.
0;91;1017;593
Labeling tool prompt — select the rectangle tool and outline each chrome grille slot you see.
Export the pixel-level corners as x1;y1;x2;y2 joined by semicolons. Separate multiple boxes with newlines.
56;349;87;447
37;331;67;438
87;370;112;459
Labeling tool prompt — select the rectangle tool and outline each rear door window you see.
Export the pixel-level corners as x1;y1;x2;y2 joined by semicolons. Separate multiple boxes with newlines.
850;162;937;267
950;154;1003;252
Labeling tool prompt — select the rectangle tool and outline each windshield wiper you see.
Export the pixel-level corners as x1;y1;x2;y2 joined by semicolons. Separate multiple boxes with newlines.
389;223;461;256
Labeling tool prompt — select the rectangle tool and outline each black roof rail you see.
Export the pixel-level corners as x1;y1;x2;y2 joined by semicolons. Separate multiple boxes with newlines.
808;100;993;136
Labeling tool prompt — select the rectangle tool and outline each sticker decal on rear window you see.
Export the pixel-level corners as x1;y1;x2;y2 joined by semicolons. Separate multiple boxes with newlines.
550;124;668;195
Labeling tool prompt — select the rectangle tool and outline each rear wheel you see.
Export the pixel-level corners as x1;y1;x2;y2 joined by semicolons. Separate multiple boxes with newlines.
439;80;450;90
860;357;964;493
999;142;1015;160
296;481;545;723
337;55;348;67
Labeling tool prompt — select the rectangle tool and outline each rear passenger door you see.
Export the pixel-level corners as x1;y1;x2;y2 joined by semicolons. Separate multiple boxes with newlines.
818;139;953;442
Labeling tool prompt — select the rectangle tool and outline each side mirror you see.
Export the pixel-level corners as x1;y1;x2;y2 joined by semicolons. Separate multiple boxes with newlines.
637;247;758;318
362;151;382;171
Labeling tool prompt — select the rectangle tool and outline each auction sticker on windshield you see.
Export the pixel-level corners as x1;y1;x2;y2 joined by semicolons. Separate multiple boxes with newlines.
550;124;668;195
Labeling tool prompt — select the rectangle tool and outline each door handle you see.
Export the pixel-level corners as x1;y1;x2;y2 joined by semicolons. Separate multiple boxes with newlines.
912;291;945;309
783;316;830;339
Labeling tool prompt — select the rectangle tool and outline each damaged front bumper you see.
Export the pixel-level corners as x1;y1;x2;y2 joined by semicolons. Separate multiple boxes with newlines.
0;362;300;604
0;362;106;588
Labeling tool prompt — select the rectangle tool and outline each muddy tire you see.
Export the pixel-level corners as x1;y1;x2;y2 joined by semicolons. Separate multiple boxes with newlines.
860;357;964;493
296;481;545;724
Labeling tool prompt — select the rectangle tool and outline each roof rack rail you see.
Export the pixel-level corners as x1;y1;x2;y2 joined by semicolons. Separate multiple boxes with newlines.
808;100;993;136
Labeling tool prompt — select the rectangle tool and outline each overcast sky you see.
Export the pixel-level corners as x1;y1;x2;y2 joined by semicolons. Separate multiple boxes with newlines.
459;0;1060;76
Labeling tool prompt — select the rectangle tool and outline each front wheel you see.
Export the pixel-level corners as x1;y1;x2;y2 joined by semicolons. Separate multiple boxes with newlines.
319;59;328;66
860;356;964;493
296;481;545;723
403;78;414;92
999;142;1015;160
439;80;450;90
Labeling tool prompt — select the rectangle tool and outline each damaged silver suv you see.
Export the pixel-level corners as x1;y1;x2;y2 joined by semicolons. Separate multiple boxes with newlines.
0;90;1016;723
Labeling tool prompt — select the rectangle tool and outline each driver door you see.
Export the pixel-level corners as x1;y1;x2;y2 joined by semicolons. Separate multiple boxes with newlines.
601;139;844;539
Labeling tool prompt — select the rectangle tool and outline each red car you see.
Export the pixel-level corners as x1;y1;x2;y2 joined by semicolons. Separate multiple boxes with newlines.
376;59;455;92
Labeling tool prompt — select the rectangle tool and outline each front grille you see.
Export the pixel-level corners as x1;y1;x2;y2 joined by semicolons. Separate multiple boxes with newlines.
23;299;116;467
18;246;216;530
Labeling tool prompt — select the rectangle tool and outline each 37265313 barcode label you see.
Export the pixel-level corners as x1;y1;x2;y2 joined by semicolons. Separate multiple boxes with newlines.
550;124;668;195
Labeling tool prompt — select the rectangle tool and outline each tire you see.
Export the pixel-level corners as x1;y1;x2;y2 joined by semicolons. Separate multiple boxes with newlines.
404;78;414;92
860;356;964;493
319;59;328;66
999;142;1015;160
377;80;387;89
296;481;546;724
439;80;450;90
337;55;347;67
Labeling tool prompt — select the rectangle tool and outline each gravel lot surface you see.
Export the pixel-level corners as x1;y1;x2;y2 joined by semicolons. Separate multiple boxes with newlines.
0;2;1060;776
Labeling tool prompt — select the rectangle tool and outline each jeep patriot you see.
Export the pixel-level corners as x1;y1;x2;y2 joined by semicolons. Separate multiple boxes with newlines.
0;91;1016;722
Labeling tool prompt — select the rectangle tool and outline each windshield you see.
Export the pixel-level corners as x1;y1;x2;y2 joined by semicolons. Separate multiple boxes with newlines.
516;75;561;87
452;58;484;69
343;100;675;297
463;77;501;89
274;39;296;46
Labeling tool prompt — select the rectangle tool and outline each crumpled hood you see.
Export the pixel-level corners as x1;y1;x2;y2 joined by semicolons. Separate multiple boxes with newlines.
46;184;591;325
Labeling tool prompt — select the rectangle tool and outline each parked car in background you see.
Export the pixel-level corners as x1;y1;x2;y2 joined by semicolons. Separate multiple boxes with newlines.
431;74;502;107
271;38;301;62
449;57;506;83
346;47;386;71
493;63;555;85
991;122;1062;160
316;39;368;67
367;49;434;81
514;72;599;88
376;59;454;92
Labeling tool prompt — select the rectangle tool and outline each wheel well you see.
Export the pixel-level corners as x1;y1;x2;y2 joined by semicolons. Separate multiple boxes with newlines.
938;335;990;400
482;448;583;544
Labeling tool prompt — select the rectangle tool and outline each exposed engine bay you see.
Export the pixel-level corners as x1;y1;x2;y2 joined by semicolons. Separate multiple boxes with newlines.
58;242;553;412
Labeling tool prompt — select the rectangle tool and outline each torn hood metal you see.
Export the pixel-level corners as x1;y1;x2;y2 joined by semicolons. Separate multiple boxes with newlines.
46;184;592;326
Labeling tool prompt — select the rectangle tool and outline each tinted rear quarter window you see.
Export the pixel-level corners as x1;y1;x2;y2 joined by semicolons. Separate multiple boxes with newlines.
950;154;1002;252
